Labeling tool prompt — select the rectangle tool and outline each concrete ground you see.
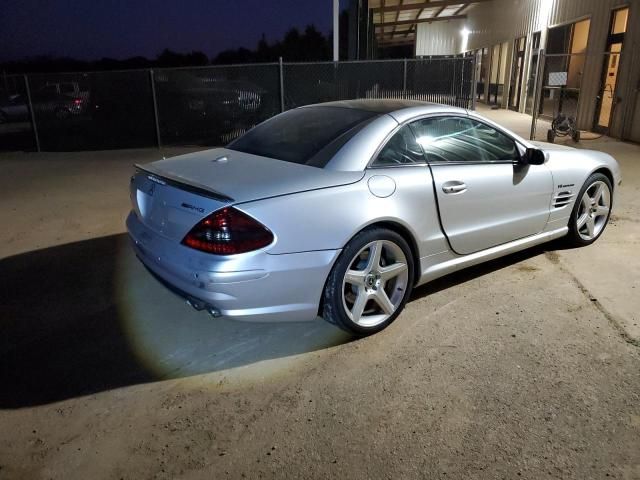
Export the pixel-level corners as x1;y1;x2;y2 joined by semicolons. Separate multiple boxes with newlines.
0;107;639;479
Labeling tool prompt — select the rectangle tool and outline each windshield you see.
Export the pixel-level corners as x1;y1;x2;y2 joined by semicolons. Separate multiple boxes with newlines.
228;106;377;167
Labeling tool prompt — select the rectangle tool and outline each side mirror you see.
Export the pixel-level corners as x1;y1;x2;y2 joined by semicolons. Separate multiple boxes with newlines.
521;147;545;165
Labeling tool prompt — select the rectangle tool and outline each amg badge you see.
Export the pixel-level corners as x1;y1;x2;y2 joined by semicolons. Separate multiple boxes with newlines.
181;202;205;213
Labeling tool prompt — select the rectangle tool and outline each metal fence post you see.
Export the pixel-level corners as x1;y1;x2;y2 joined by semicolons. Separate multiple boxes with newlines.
459;57;466;108
403;58;407;93
278;57;285;113
530;49;545;140
471;54;478;111
23;75;41;152
149;69;162;149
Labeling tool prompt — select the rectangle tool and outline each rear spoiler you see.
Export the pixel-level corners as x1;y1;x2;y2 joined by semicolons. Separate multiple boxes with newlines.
135;164;234;202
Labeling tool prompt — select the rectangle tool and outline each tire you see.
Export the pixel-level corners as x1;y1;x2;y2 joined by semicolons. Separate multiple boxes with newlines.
572;130;581;143
547;129;555;143
322;228;414;335
565;173;612;247
0;111;7;124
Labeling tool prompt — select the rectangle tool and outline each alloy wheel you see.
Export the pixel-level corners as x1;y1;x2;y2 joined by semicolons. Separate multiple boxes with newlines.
576;180;610;241
341;240;409;327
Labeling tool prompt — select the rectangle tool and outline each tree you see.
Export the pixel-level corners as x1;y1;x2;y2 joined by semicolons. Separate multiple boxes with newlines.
212;25;331;64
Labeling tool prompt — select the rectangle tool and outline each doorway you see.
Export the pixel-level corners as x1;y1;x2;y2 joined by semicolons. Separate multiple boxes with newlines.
539;18;590;119
509;37;526;111
488;42;508;106
594;7;629;132
525;32;541;114
475;48;489;102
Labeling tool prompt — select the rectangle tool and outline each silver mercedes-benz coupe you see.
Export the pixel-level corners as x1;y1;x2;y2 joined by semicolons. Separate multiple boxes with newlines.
127;99;621;335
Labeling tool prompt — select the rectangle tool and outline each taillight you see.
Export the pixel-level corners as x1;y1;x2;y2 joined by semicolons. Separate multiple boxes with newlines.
181;207;273;255
73;98;83;105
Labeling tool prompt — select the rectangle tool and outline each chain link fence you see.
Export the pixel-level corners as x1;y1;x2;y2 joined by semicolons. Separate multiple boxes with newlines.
1;57;474;152
155;64;281;146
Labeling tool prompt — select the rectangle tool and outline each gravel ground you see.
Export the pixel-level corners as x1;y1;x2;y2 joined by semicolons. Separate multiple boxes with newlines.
0;108;639;479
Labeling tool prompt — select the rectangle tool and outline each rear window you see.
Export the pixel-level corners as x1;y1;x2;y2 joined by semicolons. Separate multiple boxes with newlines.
228;106;377;167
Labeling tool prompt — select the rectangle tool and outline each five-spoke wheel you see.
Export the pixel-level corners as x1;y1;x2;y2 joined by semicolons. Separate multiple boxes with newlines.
323;228;414;335
567;173;613;246
575;180;610;241
342;239;409;328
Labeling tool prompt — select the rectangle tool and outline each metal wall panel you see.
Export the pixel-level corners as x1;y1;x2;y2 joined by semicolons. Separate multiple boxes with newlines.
415;20;464;56
415;0;638;137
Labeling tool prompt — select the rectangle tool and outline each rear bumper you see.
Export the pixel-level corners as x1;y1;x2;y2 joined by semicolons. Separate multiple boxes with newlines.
126;211;340;322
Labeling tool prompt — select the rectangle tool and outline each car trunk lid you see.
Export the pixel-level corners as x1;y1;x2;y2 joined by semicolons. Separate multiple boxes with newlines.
131;148;363;242
140;148;364;202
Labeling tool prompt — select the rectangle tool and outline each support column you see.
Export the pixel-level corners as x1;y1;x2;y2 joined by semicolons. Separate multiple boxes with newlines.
333;0;340;61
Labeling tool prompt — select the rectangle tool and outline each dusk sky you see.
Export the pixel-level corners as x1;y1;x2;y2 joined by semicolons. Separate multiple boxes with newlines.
0;0;335;61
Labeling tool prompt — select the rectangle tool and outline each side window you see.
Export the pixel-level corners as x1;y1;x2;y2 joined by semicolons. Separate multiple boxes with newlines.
373;125;425;166
411;116;520;163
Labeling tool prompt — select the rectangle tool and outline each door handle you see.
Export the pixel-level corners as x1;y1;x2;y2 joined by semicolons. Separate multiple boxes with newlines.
442;181;467;194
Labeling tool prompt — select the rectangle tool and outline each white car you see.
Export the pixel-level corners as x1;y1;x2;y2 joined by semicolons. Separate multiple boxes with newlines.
127;100;621;335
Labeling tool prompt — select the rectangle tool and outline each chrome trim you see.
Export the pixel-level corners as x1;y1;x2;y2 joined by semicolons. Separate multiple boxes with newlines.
429;160;517;166
553;191;575;208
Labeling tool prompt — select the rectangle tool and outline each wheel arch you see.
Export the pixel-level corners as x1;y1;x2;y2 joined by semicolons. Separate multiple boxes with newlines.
591;167;614;191
368;220;421;284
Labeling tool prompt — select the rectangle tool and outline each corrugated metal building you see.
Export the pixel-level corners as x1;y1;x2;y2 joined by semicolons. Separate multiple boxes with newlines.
359;0;640;141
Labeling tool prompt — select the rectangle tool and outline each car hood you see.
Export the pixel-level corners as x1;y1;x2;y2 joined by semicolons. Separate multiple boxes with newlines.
138;148;364;204
530;141;575;152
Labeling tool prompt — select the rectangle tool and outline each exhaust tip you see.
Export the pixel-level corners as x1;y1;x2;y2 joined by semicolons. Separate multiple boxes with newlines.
186;297;206;311
185;296;221;318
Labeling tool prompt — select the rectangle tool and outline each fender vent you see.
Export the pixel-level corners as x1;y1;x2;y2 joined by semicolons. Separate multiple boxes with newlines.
553;191;574;209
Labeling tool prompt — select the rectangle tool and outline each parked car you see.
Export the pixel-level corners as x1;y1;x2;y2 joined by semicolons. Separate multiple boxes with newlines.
127;99;621;335
0;94;29;123
0;88;87;123
155;72;273;144
38;81;88;98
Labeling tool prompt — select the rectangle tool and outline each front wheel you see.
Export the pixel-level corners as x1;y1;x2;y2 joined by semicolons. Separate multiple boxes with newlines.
322;228;414;335
565;173;612;247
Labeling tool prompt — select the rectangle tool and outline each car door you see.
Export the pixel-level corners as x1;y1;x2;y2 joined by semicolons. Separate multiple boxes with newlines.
410;115;553;255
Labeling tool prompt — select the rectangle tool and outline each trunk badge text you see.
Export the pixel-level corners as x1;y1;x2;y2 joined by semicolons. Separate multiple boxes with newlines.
181;203;205;213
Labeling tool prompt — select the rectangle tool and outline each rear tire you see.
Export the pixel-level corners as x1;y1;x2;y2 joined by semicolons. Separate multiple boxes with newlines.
322;228;414;336
564;173;612;247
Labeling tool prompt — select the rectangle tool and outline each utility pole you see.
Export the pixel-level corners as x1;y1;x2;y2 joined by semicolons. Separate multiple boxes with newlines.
333;0;339;61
